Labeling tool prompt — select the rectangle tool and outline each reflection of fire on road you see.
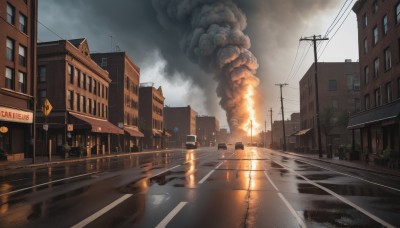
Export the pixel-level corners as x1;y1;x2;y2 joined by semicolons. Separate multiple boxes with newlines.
186;151;196;188
0;183;11;214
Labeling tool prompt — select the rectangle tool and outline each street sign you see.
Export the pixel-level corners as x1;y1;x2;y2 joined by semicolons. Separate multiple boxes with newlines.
118;122;124;129
43;124;49;131
67;124;73;131
42;99;53;116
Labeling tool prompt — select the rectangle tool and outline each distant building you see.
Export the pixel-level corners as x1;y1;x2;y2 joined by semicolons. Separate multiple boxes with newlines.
139;83;166;149
299;62;360;154
218;128;228;143
164;106;197;148
349;0;400;160
92;52;144;152
0;0;37;160
272;113;300;150
196;116;220;146
36;38;123;156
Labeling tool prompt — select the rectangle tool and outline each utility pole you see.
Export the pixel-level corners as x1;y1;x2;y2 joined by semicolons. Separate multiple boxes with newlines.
270;108;273;148
300;35;329;158
275;84;288;151
264;120;266;148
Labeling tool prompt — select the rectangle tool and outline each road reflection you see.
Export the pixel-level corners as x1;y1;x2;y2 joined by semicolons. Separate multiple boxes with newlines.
185;150;196;188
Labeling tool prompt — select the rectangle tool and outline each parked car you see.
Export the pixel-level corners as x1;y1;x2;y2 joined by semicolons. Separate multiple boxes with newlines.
218;143;227;150
235;142;244;150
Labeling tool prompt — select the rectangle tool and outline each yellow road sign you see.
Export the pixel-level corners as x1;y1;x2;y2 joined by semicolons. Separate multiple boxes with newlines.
42;99;53;116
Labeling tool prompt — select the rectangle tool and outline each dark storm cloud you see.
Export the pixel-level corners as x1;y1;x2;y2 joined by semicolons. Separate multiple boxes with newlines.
39;0;337;127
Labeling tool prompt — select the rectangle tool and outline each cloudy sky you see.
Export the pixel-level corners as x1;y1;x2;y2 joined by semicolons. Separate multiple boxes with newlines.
38;0;359;131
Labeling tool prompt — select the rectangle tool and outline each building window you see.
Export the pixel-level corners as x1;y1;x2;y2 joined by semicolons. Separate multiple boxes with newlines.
88;76;92;93
364;66;369;85
38;90;46;108
38;66;46;82
102;84;105;98
82;74;86;90
6;3;15;24
386;82;392;103
374;88;381;107
19;13;27;34
77;69;81;87
372;0;378;13
82;96;86;113
18;45;27;66
85;75;90;90
364;38;368;54
5;68;14;90
374;58;379;78
18;72;26;93
363;13;368;28
373;26;378;45
67;90;74;110
328;80;337;91
355;98;360;112
93;79;97;94
102;104;105;118
92;100;96;115
126;77;130;90
77;93;81;112
396;3;400;24
97;102;100;117
68;64;73;84
101;58;107;67
88;99;92;114
365;94;370;110
384;48;392;71
332;100;338;111
6;38;14;61
97;81;100;96
382;15;388;35
105;87;108;100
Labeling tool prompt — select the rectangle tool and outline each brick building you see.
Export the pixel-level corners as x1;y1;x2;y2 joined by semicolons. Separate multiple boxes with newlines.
299;62;360;154
272;113;300;150
139;83;167;149
164;106;197;148
196;116;220;147
0;0;37;160
349;0;400;161
91;52;144;152
36;38;123;156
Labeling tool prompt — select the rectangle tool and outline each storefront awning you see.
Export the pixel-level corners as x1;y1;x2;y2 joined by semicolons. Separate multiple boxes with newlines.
163;131;171;137
348;101;400;129
124;126;144;137
69;112;124;135
294;128;312;136
152;129;162;136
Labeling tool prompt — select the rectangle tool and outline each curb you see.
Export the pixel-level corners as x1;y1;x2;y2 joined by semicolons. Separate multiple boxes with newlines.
285;151;400;178
0;149;176;171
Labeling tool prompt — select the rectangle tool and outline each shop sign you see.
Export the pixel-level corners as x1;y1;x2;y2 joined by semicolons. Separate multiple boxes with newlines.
0;106;33;124
0;126;8;133
67;124;74;131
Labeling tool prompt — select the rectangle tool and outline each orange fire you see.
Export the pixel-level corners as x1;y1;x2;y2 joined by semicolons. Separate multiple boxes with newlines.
242;86;259;136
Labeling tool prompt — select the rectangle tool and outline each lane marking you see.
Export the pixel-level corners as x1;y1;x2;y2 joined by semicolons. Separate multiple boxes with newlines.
0;172;98;197
71;164;181;228
198;152;235;184
278;193;307;228
155;201;188;228
296;159;400;193
273;160;396;228
263;171;279;191
71;194;133;228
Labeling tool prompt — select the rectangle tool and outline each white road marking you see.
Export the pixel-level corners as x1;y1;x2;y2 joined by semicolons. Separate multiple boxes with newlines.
0;172;98;197
155;201;188;228
278;193;307;228
71;194;133;228
198;152;235;184
263;171;279;191
72;164;181;227
297;159;400;193
273;160;396;228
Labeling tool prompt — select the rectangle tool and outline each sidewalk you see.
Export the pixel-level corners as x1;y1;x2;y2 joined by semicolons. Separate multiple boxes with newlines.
285;151;400;178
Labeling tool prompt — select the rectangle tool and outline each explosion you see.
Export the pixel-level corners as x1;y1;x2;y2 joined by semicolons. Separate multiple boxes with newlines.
153;0;260;135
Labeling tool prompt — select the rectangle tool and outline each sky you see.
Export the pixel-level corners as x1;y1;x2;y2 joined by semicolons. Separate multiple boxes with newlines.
37;0;359;132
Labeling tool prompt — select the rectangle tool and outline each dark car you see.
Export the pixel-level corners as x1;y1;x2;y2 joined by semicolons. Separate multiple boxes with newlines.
218;143;227;150
235;142;244;150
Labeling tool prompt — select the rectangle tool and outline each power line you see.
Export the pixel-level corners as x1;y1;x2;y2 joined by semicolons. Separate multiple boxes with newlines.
324;0;350;37
37;19;65;40
284;41;301;83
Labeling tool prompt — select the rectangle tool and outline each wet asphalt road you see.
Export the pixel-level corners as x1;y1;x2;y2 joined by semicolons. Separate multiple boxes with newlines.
0;147;400;227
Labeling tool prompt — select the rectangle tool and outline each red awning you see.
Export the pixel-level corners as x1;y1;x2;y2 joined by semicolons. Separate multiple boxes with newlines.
69;112;124;135
124;126;144;137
